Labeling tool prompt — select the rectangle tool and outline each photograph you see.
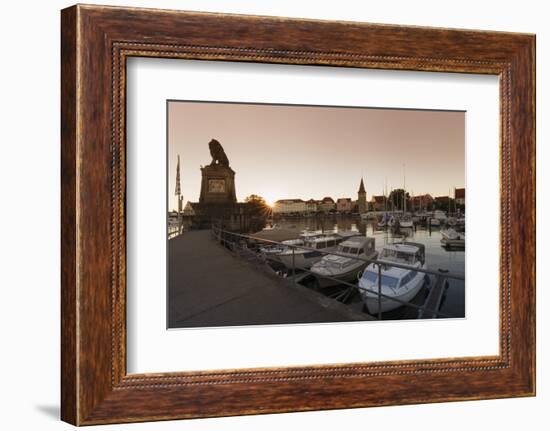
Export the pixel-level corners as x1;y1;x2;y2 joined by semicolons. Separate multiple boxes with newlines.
167;101;466;328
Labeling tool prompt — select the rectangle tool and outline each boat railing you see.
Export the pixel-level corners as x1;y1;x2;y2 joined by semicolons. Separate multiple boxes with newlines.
211;225;464;320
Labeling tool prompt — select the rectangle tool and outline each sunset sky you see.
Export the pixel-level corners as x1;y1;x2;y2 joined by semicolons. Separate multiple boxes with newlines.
168;101;465;211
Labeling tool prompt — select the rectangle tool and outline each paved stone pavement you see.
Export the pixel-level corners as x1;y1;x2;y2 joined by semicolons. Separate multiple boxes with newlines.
168;230;371;328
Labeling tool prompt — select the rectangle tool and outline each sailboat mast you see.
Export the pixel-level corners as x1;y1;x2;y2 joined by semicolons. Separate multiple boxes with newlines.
384;177;387;213
403;164;406;213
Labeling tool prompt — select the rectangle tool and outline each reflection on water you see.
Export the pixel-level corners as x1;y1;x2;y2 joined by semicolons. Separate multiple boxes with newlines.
272;215;465;319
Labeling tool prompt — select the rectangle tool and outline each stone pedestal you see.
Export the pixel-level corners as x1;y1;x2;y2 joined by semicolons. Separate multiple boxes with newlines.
199;163;237;204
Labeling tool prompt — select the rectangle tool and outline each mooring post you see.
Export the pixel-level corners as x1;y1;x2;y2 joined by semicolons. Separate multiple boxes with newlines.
377;263;382;320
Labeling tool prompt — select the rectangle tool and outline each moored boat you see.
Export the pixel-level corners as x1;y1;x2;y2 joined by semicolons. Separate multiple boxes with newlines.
311;236;377;288
259;230;323;262
399;213;414;228
429;217;441;227
358;242;427;314
377;213;389;229
278;232;356;270
440;228;466;248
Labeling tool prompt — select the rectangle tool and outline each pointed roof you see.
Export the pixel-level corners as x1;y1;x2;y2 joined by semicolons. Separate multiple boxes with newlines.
358;177;366;194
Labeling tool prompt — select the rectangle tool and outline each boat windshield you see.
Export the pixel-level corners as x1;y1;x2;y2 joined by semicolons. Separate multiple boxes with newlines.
363;271;377;282
337;245;362;255
362;271;399;288
380;248;416;264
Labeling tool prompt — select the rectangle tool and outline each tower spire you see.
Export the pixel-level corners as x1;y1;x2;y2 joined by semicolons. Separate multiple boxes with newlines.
358;177;366;194
357;177;367;214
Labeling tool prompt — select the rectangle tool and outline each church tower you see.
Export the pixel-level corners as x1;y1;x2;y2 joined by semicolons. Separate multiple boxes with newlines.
357;177;367;214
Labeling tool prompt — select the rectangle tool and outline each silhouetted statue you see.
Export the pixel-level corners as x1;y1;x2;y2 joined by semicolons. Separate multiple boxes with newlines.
208;139;230;167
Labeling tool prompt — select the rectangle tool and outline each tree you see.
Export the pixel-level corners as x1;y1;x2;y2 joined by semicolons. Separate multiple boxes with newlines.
388;189;410;211
245;194;267;206
244;195;271;232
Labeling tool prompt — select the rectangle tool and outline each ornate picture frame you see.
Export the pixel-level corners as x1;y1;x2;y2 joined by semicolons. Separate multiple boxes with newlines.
61;4;535;425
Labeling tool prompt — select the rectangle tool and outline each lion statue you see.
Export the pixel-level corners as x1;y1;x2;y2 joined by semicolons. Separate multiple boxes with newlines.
208;139;230;167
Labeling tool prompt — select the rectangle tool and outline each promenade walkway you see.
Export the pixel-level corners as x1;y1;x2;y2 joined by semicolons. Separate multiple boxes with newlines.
168;230;370;328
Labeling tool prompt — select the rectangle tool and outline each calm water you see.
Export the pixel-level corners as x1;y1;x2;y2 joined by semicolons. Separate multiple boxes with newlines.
271;215;465;320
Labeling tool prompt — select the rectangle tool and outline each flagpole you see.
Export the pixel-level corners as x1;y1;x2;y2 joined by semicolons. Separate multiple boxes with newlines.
175;155;183;234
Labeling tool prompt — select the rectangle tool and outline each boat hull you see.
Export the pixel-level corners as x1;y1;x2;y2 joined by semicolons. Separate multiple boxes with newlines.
361;271;425;314
279;250;325;270
441;238;465;249
429;218;441;226
312;261;369;288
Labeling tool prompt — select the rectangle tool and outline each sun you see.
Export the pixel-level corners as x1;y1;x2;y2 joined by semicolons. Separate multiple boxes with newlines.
259;190;283;209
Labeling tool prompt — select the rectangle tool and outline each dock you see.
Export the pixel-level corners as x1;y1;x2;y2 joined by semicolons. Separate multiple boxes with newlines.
418;275;449;318
168;230;372;328
249;227;303;242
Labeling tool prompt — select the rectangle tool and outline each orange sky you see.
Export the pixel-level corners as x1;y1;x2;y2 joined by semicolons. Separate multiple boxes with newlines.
168;101;464;210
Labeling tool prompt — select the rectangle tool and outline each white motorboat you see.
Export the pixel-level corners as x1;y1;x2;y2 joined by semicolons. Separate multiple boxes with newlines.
447;217;457;226
429;217;441;227
278;233;354;270
259;230;322;262
358;242;427;314
440;228;466;248
433;210;447;222
310;236;377;288
400;214;414;228
440;228;464;241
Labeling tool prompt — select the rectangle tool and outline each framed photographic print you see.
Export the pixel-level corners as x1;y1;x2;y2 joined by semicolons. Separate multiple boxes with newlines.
61;4;535;425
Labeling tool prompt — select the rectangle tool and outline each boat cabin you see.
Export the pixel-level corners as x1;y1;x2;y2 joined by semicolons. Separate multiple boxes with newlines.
379;242;425;265
304;235;343;250
336;236;375;257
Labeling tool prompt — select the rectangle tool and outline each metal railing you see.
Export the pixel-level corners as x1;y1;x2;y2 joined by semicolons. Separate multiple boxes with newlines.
168;222;183;239
211;226;464;320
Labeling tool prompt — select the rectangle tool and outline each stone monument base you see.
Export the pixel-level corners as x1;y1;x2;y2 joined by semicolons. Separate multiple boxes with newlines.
187;202;266;233
199;164;237;205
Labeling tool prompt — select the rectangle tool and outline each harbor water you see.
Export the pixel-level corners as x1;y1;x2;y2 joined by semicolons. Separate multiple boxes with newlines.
269;215;465;320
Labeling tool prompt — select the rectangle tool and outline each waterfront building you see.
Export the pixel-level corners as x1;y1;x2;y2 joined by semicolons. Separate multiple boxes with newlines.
434;195;452;212
454;188;465;205
305;199;318;213
336;198;353;213
357;178;367;213
273;199;307;214
435;196;450;205
411;194;434;211
318;197;336;213
370;195;386;212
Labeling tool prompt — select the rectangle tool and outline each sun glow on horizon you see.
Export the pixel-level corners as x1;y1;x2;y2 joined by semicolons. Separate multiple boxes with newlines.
252;189;287;209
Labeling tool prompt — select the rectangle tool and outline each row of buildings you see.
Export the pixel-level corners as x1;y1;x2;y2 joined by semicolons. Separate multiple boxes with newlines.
272;180;465;215
273;179;368;215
